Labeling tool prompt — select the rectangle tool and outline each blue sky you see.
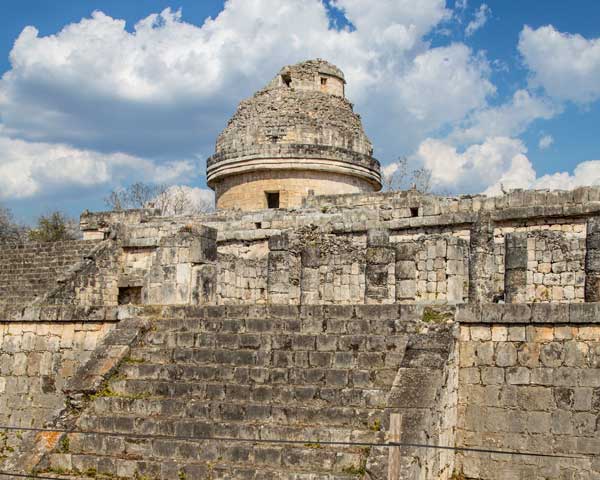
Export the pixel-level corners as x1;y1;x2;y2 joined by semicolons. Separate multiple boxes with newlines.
0;0;599;223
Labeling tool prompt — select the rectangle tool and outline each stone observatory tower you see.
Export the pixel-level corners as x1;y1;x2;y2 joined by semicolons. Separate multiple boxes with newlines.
207;59;382;210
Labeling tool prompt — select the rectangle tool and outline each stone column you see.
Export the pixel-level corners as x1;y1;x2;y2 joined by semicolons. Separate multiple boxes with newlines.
395;242;417;302
267;233;290;304
468;215;496;303
300;245;320;304
190;226;218;305
447;237;469;303
365;229;395;304
585;217;600;301
504;232;528;303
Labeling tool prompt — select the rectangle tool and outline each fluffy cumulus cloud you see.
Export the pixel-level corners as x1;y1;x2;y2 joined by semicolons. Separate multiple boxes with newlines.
449;89;557;144
0;132;195;199
519;25;600;104
0;0;498;199
416;134;600;196
534;161;600;190
416;136;535;194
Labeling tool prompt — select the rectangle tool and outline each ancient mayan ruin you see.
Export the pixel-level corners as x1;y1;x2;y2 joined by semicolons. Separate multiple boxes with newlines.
0;59;599;479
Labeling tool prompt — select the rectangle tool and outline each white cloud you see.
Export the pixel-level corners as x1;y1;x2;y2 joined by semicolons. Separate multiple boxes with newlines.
538;134;554;150
9;1;594;206
465;4;490;37
396;44;494;124
417;136;534;193
519;25;600;103
416;134;600;196
0;0;492;169
0;132;195;199
534;161;600;190
449;89;557;144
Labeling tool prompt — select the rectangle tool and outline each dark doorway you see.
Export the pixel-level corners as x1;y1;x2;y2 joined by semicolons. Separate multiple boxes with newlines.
266;191;280;209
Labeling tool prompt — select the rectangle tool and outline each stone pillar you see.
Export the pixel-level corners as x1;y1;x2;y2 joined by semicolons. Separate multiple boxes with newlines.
504;232;528;303
190;227;218;305
365;229;395;304
468;215;496;303
585;217;600;301
395;242;417;302
300;245;320;304
447;237;469;303
267;233;290;304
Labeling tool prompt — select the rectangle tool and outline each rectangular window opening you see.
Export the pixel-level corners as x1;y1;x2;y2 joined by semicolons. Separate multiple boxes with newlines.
410;207;419;217
320;77;327;86
281;74;291;87
266;191;280;209
118;286;142;305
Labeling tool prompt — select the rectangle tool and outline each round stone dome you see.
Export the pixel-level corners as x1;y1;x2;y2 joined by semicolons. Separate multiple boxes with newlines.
207;59;382;210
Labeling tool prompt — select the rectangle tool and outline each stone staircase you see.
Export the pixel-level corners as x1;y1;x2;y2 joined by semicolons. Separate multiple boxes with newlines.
0;240;96;305
42;306;456;479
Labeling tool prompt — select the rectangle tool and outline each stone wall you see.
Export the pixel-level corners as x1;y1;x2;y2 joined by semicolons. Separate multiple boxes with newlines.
456;304;600;479
0;241;97;305
217;254;268;304
0;315;117;469
73;186;600;307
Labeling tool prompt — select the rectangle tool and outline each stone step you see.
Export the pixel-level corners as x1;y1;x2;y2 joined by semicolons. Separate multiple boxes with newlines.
118;362;399;387
66;422;379;451
146;315;416;336
129;346;405;369
107;379;390;408
90;397;386;429
140;330;408;351
47;450;366;479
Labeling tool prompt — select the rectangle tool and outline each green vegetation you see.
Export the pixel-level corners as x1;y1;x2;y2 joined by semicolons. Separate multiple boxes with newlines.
28;211;79;242
422;307;453;323
342;464;366;475
122;356;145;364
59;434;70;453
369;419;382;431
0;431;15;461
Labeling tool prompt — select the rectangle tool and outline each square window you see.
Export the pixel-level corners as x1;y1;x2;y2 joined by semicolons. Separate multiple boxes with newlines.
118;286;142;305
320;77;327;85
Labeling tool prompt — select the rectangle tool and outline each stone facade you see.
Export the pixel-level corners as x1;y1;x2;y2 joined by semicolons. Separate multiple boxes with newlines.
207;59;382;210
2;162;600;478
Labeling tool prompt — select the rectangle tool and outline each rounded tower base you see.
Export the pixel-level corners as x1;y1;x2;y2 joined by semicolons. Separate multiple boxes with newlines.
214;169;377;211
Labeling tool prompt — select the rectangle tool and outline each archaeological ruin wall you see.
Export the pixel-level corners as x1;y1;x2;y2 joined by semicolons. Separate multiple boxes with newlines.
1;187;600;479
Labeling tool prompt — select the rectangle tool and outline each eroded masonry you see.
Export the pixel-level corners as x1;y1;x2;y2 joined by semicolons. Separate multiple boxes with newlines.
0;59;599;480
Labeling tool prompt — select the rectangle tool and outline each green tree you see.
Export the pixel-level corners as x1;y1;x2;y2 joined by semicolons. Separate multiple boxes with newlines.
28;211;79;242
0;205;26;243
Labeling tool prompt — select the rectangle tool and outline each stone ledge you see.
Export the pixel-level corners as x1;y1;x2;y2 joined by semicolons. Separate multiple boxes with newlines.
457;302;600;324
5;302;600;324
0;305;139;322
